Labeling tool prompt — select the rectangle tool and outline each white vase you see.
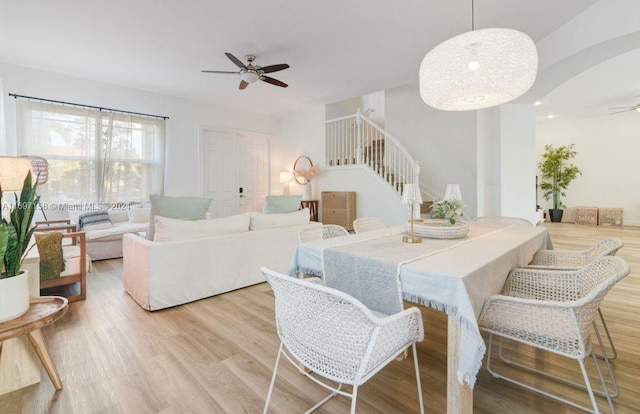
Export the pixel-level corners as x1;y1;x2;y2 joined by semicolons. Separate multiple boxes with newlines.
303;183;312;201
0;270;30;323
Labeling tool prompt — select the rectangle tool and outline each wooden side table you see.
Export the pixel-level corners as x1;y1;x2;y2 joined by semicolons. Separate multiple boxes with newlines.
0;296;68;395
300;200;319;222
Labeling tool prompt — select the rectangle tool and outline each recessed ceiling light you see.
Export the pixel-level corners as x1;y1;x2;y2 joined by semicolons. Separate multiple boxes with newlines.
534;101;542;106
546;114;556;119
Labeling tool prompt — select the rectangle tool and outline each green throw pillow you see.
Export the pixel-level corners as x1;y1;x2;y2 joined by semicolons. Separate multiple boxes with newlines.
147;195;213;240
262;195;303;214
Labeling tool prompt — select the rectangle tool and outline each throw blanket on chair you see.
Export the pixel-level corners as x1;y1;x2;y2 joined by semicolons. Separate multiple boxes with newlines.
35;232;65;280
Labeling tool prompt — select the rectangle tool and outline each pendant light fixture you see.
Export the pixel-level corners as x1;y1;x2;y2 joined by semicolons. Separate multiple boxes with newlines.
419;0;538;111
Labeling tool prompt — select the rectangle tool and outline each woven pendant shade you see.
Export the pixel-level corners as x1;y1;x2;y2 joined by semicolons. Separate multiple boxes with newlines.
419;28;538;111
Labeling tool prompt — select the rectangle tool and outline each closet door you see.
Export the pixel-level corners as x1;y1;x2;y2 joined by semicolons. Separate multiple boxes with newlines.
201;130;239;218
201;129;270;218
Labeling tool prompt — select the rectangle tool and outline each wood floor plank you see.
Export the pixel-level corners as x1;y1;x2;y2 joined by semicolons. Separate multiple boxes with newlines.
0;223;638;413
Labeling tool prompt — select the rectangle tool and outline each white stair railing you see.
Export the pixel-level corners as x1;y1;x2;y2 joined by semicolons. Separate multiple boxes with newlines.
326;109;420;198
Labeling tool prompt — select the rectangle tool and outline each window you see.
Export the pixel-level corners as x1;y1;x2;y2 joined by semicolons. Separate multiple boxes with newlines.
17;100;165;203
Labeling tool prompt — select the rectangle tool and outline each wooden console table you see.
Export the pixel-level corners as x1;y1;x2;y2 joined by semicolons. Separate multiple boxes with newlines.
0;296;68;395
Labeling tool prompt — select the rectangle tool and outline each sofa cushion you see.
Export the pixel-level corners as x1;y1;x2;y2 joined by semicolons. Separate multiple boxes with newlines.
78;211;113;231
147;195;212;240
249;208;310;231
108;210;130;223
262;195;303;214
153;213;250;242
128;207;151;223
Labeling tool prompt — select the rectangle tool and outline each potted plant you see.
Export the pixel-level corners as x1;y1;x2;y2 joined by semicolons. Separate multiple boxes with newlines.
430;198;466;225
538;144;582;223
0;171;39;322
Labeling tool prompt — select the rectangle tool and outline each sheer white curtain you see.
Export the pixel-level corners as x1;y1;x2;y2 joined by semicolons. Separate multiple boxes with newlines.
17;100;165;203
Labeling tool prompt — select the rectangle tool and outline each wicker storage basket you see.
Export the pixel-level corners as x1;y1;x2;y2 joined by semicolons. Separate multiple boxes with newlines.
599;208;623;226
575;206;598;226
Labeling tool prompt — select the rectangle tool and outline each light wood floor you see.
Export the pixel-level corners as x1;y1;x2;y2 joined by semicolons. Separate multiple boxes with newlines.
1;223;638;413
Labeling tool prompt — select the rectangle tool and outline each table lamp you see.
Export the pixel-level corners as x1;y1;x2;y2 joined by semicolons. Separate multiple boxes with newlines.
402;182;423;243
279;172;293;195
443;184;462;201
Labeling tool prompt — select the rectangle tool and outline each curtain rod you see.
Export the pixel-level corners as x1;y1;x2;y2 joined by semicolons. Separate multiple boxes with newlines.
8;93;169;120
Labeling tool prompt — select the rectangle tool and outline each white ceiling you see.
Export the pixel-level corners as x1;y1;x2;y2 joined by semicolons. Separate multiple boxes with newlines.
0;0;602;117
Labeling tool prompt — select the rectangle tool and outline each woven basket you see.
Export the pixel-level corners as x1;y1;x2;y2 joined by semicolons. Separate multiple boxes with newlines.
405;219;470;239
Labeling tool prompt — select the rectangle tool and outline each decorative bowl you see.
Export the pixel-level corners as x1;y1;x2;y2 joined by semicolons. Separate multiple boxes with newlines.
405;219;470;239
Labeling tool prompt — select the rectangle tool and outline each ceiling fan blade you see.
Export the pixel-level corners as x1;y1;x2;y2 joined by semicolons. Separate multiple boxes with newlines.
239;80;249;90
609;109;633;115
225;52;247;69
201;70;239;74
260;76;288;88
259;64;290;74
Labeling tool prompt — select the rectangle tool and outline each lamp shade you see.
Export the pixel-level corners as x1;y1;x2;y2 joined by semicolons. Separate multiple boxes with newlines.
0;156;33;192
419;28;538;111
402;183;423;205
279;171;293;184
443;184;462;201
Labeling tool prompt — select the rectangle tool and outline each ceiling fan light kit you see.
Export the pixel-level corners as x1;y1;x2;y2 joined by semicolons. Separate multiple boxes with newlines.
202;52;289;90
419;0;538;111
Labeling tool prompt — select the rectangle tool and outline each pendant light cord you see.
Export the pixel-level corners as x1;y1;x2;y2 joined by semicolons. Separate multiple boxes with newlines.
472;0;475;31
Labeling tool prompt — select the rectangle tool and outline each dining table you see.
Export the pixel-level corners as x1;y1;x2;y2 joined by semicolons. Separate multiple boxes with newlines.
288;221;552;414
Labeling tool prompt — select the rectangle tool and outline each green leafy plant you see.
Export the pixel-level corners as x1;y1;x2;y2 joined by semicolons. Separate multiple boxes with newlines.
430;198;466;225
1;171;39;278
538;144;582;210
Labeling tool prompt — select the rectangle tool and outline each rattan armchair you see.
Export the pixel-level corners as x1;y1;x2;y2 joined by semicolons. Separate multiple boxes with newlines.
529;238;623;268
527;237;624;360
353;217;388;234
298;224;348;243
478;256;630;414
261;267;425;414
474;216;533;226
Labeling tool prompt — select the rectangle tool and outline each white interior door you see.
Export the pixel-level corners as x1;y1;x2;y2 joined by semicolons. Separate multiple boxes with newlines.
201;129;270;218
201;130;239;218
239;134;270;213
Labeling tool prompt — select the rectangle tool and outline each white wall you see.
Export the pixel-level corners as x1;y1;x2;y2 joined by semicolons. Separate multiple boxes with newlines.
384;85;478;216
0;62;281;198
499;105;538;223
537;116;640;226
477;108;501;216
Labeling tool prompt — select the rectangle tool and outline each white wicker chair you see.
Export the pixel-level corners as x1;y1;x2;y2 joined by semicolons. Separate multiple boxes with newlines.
527;237;624;360
261;267;425;414
298;224;349;243
478;256;630;414
474;216;533;226
353;217;388;234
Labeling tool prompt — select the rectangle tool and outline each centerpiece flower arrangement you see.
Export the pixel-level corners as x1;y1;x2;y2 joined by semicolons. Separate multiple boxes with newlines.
430;198;466;225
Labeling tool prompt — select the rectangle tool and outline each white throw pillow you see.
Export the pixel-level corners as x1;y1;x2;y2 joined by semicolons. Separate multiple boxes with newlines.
249;208;310;231
128;207;151;223
108;210;130;223
153;213;250;242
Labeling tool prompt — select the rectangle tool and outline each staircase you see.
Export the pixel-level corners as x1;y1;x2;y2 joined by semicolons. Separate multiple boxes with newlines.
325;109;436;203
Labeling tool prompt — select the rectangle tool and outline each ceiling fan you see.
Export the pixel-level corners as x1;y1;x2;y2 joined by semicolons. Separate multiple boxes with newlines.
608;102;640;115
202;53;289;90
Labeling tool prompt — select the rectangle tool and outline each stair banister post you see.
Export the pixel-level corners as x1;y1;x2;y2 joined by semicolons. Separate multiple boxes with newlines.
413;161;421;220
356;108;363;164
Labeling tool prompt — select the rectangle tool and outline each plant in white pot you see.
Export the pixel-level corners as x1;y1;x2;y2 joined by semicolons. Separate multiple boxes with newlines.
0;171;39;322
538;144;582;223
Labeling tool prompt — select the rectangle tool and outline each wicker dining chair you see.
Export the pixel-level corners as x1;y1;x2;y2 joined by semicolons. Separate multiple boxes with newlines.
527;237;624;360
474;216;533;226
261;267;425;414
298;224;349;243
478;256;630;414
353;217;388;234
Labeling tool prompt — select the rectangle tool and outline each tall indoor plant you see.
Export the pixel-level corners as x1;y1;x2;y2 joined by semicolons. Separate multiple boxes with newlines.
538;144;581;222
0;171;39;322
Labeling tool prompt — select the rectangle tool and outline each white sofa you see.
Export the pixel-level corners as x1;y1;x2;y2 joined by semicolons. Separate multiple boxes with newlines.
68;208;149;261
123;211;320;311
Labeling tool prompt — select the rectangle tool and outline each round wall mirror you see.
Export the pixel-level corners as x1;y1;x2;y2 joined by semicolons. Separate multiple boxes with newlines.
293;156;313;185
